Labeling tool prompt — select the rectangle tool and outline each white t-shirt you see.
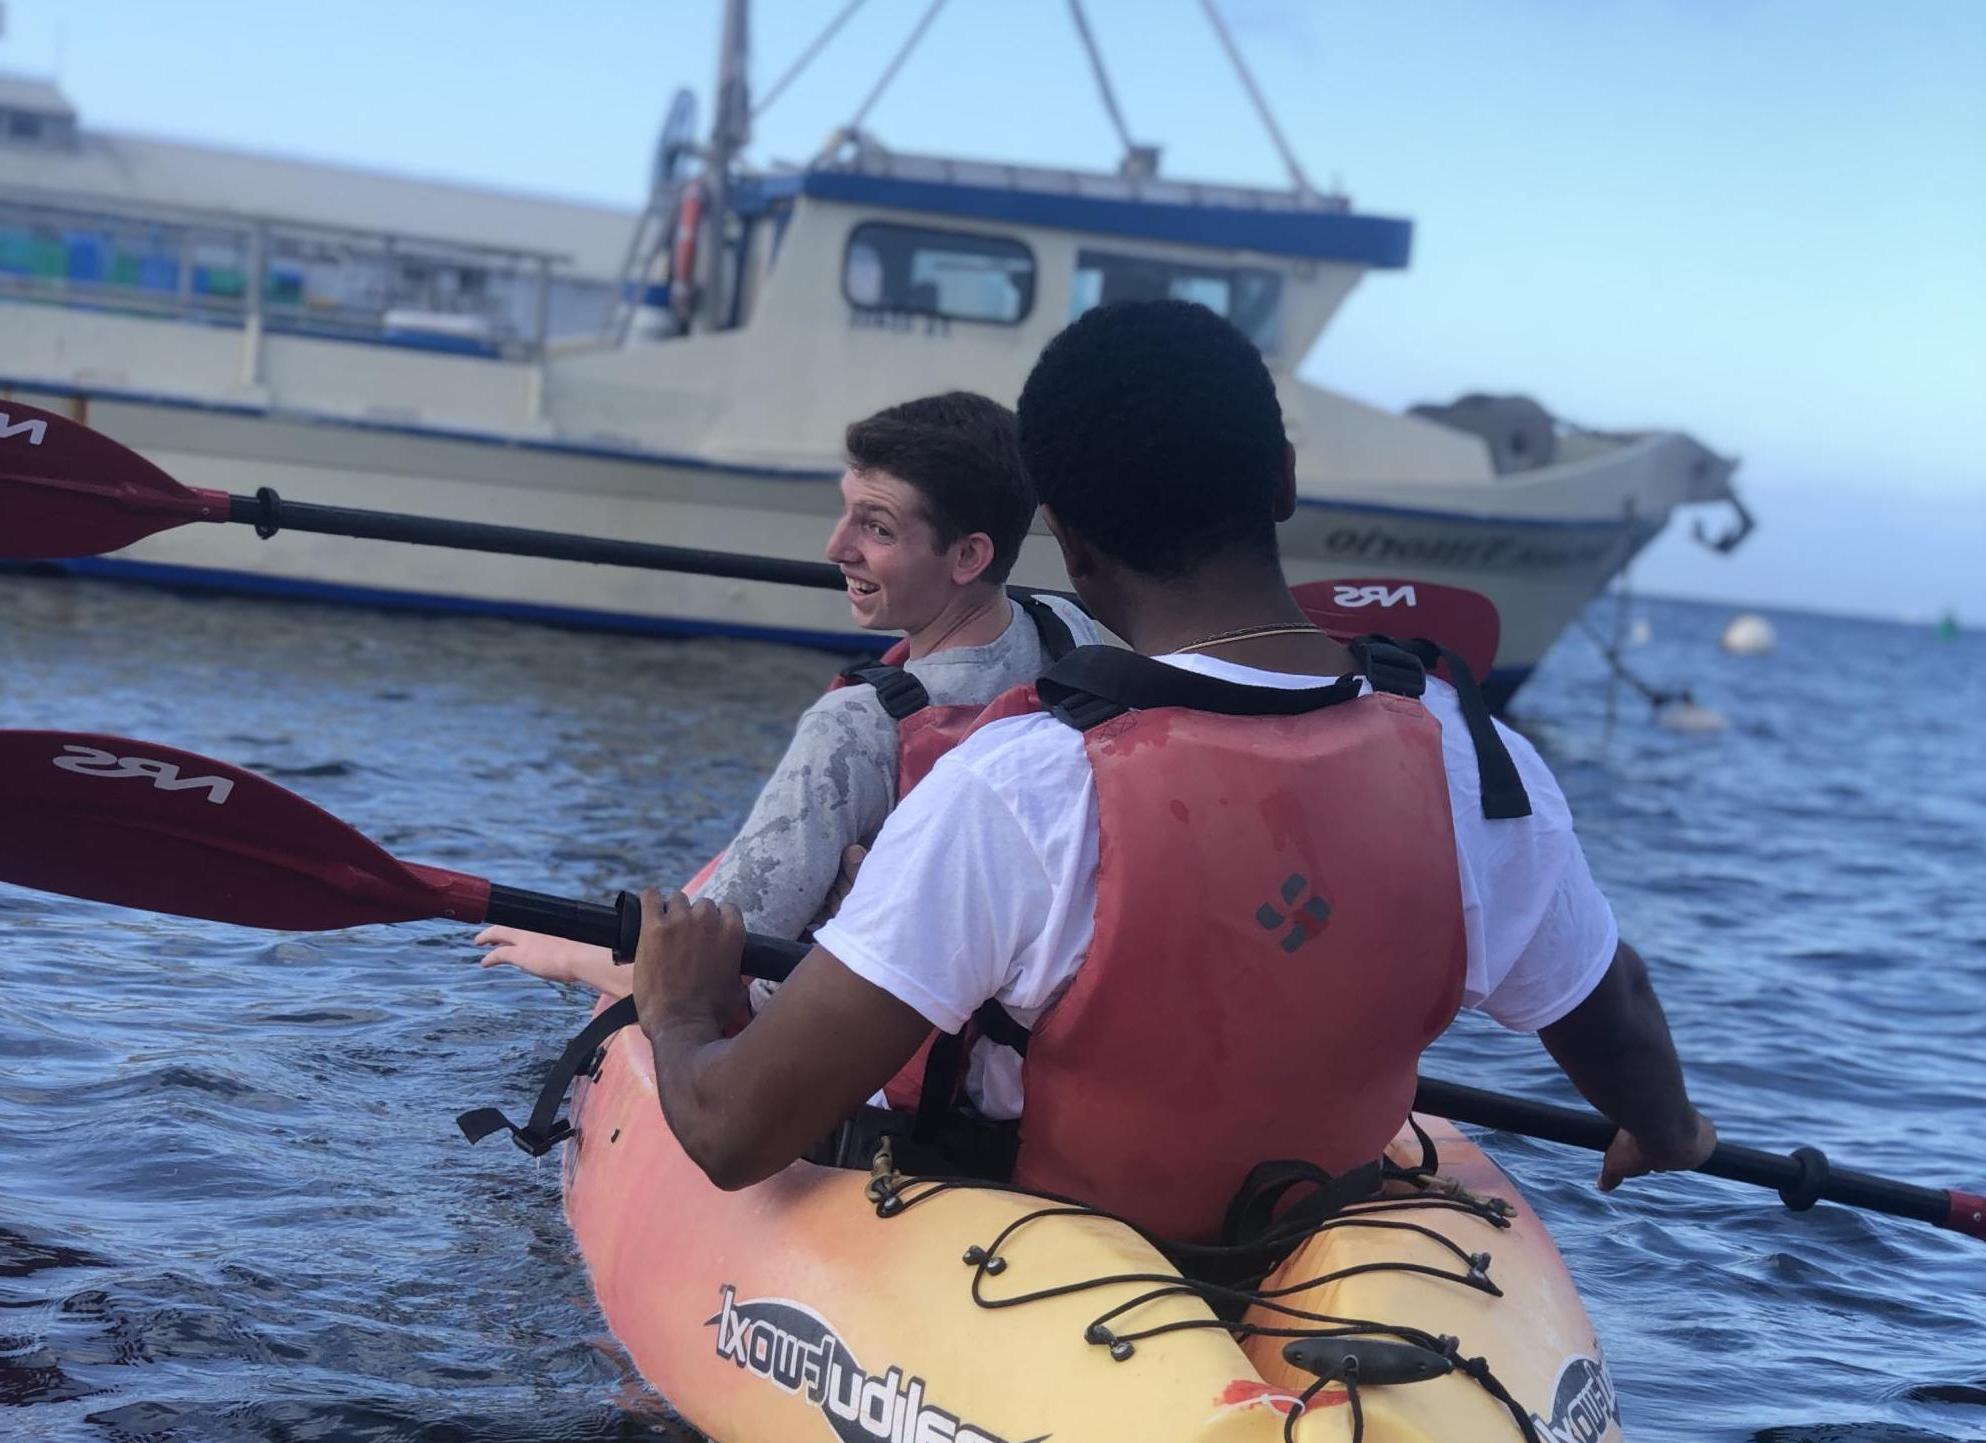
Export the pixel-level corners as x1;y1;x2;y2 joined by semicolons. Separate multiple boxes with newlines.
814;652;1619;1120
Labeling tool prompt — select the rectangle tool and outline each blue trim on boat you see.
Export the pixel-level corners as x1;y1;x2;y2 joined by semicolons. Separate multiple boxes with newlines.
744;171;1413;268
37;557;875;655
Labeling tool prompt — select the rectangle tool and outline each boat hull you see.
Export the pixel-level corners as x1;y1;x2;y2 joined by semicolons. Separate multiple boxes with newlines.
2;384;1697;705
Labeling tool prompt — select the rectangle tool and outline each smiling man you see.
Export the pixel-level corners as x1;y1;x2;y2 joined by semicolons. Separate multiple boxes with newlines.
476;392;1099;989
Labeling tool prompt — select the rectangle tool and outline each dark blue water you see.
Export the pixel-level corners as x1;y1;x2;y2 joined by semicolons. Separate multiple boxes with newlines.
2;572;1982;1443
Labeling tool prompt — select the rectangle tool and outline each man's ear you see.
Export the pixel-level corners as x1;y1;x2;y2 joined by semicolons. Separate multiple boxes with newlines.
951;532;997;588
1274;440;1298;523
1042;506;1095;580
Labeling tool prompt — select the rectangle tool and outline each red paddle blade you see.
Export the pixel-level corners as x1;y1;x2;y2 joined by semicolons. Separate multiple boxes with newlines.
1292;577;1502;685
0;731;488;930
0;400;227;559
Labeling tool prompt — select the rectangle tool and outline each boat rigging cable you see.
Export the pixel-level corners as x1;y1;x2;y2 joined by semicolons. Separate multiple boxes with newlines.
1065;0;1143;169
867;1132;1545;1443
753;0;870;120
842;0;952;140
1198;0;1319;200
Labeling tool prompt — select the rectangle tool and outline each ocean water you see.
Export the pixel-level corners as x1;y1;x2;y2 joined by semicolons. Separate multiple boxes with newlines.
1;572;1981;1443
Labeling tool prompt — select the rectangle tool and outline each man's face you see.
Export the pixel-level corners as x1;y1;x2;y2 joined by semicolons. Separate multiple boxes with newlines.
824;468;957;633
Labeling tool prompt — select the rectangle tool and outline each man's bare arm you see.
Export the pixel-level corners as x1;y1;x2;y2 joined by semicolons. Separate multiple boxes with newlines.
1537;939;1717;1189
630;890;932;1190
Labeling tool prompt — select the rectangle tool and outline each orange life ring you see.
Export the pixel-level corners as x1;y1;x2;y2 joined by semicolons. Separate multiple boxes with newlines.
670;180;705;317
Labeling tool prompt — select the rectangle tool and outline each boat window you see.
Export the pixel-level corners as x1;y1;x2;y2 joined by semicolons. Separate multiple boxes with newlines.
1071;249;1283;354
843;223;1034;325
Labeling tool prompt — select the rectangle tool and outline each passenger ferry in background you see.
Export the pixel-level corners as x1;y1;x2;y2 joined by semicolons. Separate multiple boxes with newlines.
0;1;1750;707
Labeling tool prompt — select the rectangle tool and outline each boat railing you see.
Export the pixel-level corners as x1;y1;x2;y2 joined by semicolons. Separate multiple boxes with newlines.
0;185;583;363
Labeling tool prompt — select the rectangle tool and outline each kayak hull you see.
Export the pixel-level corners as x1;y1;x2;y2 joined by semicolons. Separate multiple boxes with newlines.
563;1013;1625;1443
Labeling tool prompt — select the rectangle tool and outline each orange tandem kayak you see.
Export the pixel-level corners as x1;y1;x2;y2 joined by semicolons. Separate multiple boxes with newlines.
562;1006;1624;1443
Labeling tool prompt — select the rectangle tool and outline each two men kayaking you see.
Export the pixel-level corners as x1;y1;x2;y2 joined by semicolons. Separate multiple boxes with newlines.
626;300;1718;1235
475;390;1099;991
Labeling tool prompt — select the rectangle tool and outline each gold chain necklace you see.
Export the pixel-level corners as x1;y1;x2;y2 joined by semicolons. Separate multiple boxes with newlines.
1173;622;1324;654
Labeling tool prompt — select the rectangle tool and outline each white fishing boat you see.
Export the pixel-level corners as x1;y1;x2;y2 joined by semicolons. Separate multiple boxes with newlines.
0;4;1749;706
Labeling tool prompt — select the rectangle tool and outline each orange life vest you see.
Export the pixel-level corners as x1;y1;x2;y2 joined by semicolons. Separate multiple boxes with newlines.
1008;647;1467;1241
831;596;1077;1108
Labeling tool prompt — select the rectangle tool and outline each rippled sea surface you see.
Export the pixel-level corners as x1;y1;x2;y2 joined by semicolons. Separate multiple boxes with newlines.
2;572;1982;1443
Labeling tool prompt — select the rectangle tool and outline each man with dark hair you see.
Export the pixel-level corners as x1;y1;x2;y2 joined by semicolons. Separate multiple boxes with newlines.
631;302;1716;1232
843;391;1037;587
477;391;1097;992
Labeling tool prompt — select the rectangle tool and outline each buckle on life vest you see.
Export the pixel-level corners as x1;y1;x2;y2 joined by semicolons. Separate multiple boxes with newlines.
1351;640;1427;698
839;663;932;721
1046;688;1127;732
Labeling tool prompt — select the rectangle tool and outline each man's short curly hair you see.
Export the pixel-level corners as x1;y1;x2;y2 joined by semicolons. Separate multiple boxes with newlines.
1016;300;1285;577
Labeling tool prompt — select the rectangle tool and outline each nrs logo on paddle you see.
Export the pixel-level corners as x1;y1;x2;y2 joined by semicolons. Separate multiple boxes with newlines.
709;1286;1022;1443
0;411;48;447
51;745;235;805
1331;583;1417;609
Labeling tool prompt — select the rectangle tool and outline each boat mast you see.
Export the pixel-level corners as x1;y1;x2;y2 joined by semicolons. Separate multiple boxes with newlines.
699;0;751;331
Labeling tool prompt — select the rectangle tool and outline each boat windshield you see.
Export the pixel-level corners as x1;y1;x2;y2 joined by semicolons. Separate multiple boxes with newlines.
843;222;1035;325
1070;248;1283;354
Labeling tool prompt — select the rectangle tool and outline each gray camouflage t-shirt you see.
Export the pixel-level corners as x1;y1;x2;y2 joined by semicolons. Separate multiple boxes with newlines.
700;596;1101;942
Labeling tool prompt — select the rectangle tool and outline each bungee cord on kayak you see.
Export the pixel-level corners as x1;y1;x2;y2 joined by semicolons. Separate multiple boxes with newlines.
865;1141;1544;1443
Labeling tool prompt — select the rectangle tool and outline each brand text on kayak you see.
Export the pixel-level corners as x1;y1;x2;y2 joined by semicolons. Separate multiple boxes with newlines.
709;1285;1024;1443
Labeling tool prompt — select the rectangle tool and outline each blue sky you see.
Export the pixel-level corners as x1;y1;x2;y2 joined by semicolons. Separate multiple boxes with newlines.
4;0;1981;620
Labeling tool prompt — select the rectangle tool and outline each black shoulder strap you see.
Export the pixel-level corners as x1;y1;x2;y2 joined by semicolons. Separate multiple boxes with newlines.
1037;645;1374;732
838;662;931;721
456;995;639;1156
1012;590;1080;661
910;999;1033;1144
1361;635;1532;821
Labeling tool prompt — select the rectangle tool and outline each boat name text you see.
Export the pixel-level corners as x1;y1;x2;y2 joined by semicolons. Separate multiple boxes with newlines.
848;307;953;338
1321;525;1616;573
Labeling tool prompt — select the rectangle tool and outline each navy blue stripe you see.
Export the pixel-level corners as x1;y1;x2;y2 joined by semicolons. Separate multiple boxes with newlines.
747;172;1413;268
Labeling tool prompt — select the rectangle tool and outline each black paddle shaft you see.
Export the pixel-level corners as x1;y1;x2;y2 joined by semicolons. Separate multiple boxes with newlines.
1417;1076;1959;1228
484;883;806;980
229;491;848;591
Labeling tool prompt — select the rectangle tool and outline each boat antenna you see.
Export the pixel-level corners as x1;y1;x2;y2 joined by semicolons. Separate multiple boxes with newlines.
754;0;869;121
1197;0;1317;200
843;0;951;140
1065;0;1158;178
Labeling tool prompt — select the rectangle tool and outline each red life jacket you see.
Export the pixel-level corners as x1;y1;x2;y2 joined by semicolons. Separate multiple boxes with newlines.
896;644;1473;1243
831;595;1077;1109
